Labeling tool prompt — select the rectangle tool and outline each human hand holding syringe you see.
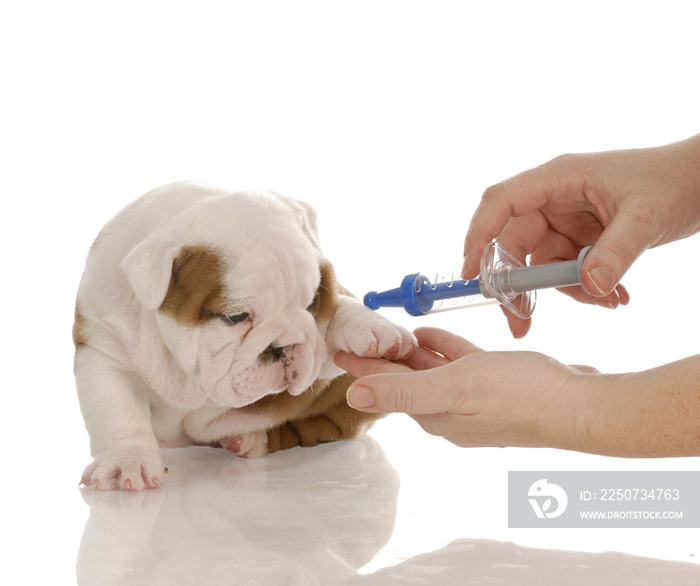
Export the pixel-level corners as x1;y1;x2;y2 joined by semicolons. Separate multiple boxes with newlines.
337;133;700;459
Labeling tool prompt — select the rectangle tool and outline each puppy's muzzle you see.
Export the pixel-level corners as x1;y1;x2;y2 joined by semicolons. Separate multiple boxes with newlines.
259;343;300;388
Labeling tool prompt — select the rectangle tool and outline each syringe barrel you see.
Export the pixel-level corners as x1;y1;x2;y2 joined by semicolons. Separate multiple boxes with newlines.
415;275;483;301
412;273;492;315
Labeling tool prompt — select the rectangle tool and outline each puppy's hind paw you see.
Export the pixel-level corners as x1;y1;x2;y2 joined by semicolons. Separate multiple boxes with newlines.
220;430;269;458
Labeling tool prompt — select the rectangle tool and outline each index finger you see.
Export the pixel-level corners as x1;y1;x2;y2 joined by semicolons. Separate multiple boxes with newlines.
413;327;483;360
334;351;413;378
462;159;579;278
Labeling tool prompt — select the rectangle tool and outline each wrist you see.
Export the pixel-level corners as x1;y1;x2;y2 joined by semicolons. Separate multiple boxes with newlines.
545;370;625;455
672;134;700;236
558;356;700;457
683;133;700;165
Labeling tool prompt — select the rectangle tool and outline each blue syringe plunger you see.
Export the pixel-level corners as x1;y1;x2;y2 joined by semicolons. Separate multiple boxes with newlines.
363;242;592;319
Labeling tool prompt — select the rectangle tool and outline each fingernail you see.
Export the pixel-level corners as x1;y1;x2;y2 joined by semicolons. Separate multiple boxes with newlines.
586;266;613;296
347;384;374;409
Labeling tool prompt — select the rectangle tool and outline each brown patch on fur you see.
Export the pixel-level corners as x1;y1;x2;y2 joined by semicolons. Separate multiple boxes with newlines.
73;304;88;349
237;374;384;453
337;283;355;298
159;246;229;327
308;262;340;323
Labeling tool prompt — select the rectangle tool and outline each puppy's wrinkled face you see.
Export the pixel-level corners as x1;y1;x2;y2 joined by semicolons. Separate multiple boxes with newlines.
157;238;339;408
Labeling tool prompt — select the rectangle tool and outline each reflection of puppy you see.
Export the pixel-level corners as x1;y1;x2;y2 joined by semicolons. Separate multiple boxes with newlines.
77;438;400;582
74;182;415;490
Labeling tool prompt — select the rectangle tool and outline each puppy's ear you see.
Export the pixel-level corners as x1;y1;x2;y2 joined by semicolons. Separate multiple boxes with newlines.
122;237;182;311
292;199;322;251
266;191;322;250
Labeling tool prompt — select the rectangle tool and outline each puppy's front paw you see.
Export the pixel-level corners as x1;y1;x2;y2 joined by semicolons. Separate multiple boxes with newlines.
81;446;167;491
337;313;417;360
220;430;269;458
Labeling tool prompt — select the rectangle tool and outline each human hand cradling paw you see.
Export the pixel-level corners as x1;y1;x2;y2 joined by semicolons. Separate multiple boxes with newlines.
336;326;700;457
335;327;596;450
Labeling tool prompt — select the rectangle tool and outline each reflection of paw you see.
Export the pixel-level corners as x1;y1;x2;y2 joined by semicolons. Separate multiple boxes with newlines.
338;314;417;360
81;446;166;491
220;430;269;458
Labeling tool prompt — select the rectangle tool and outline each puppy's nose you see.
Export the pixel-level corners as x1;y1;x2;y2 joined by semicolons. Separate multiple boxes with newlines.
265;344;296;364
269;345;286;360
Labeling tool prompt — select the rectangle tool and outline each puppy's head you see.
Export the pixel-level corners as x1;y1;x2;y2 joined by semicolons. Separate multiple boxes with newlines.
122;191;339;407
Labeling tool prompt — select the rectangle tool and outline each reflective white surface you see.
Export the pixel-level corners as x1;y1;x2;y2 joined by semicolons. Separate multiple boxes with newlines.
4;2;700;584
69;429;700;585
5;417;700;584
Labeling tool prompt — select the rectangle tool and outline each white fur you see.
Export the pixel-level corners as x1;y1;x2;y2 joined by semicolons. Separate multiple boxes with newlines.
75;182;416;490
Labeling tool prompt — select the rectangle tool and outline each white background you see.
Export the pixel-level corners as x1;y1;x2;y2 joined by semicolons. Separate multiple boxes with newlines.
2;1;699;582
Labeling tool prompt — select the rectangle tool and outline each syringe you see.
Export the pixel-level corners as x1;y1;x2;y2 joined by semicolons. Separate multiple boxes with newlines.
363;242;592;318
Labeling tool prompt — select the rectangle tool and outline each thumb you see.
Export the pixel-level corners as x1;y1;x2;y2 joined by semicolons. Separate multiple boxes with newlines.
581;210;652;296
346;370;451;415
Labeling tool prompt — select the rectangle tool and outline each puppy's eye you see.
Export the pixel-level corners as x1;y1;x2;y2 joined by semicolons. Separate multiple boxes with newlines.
307;294;319;313
221;313;249;325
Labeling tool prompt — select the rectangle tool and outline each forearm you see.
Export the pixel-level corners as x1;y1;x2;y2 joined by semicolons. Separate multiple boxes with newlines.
566;355;700;457
680;132;700;171
658;133;700;242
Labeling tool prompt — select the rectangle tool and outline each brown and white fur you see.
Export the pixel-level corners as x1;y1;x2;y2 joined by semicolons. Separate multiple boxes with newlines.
73;182;416;490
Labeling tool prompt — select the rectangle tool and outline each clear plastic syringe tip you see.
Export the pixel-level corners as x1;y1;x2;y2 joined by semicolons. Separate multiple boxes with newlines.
479;242;592;318
478;242;536;319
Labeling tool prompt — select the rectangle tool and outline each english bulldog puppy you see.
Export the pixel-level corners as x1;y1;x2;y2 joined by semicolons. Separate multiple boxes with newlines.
74;182;416;490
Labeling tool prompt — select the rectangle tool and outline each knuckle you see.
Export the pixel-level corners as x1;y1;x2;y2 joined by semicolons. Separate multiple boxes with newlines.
391;378;415;413
546;153;591;196
598;237;640;270
548;152;593;178
481;181;506;201
396;379;413;413
549;152;579;168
